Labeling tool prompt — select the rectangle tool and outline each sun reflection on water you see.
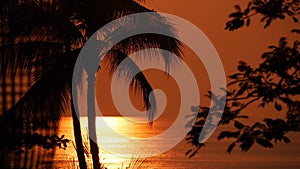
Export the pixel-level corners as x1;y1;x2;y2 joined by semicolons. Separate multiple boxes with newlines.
57;116;171;168
56;116;300;169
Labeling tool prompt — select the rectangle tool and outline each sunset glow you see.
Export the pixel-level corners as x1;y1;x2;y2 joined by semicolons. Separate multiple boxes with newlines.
1;0;299;169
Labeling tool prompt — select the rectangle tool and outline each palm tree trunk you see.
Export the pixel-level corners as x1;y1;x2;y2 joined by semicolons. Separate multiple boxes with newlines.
67;45;87;169
63;16;87;167
61;0;88;163
71;102;88;169
87;74;101;169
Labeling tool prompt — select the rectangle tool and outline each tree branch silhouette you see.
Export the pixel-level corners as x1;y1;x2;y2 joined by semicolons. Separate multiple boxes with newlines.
186;0;300;158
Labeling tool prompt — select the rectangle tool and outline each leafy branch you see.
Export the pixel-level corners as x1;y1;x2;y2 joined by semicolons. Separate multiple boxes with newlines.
226;0;300;31
186;35;300;158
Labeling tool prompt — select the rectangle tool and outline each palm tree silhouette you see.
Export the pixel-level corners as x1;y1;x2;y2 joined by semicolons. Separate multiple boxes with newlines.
0;0;183;168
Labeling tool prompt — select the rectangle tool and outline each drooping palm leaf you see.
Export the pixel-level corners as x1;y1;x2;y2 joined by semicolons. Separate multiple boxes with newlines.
0;42;63;79
4;50;79;127
103;49;157;123
1;1;184;168
2;0;183;119
1;0;86;80
74;0;184;123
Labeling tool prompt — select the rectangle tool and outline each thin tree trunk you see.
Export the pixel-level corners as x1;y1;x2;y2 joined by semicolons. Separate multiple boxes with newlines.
64;15;87;167
87;74;101;169
62;1;88;164
71;102;88;169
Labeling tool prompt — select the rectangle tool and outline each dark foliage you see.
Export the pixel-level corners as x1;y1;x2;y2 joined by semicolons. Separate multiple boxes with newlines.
1;0;183;168
186;1;299;158
225;0;299;31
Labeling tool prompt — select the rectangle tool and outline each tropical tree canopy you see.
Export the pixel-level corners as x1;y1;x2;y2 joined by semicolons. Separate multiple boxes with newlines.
0;0;183;128
186;0;300;158
0;0;183;168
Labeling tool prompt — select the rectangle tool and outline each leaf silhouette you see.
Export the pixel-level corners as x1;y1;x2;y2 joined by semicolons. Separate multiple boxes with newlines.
291;29;300;34
185;149;193;156
275;102;282;111
283;136;291;143
234;121;245;129
189;150;198;158
227;142;236;153
256;139;273;148
292;17;299;23
246;18;251;26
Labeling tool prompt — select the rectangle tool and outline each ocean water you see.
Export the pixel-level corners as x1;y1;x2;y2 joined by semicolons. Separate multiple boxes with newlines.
53;117;300;169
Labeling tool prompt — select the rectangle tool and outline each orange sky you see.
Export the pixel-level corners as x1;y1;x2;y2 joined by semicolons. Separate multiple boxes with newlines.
95;0;298;122
142;0;298;72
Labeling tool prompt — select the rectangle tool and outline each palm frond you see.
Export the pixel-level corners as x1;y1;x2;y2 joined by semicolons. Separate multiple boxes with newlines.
6;1;85;43
3;50;79;128
0;41;63;79
113;34;183;72
0;0;86;78
95;13;183;74
91;0;183;123
0;0;21;14
103;49;157;123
